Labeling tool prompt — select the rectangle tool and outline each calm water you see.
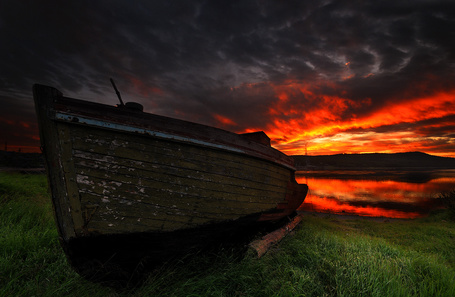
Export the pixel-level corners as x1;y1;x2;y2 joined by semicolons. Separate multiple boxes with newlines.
296;170;455;218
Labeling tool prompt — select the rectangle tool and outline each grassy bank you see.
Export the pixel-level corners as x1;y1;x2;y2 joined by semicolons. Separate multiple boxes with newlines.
1;172;455;296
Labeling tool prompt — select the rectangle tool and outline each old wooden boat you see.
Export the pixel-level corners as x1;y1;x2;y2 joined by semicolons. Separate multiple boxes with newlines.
33;84;308;282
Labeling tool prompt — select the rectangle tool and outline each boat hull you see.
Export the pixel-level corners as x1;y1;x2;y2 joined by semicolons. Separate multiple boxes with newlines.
33;84;308;282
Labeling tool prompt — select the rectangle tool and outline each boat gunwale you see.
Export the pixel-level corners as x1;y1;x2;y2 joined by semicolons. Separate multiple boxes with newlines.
50;94;296;171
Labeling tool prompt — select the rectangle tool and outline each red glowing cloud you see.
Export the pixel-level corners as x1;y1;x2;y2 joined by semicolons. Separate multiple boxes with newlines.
239;79;455;157
213;114;236;127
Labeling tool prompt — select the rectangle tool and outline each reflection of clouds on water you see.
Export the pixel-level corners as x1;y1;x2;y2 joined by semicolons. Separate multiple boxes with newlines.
296;170;455;218
300;196;422;219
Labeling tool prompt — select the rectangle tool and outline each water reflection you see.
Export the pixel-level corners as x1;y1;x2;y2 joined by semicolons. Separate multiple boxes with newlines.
296;170;455;218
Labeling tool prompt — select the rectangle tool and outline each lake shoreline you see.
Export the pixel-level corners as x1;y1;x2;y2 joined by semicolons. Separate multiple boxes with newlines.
298;210;414;222
297;168;455;183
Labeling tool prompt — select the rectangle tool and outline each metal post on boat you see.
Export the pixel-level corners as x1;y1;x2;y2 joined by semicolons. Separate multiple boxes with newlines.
110;78;125;107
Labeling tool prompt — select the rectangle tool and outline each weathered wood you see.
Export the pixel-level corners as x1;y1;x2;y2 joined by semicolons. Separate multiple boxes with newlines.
70;125;290;182
58;124;84;234
79;190;280;234
240;131;271;146
52;96;294;169
249;214;304;258
78;180;280;213
74;155;287;197
33;86;76;241
66;124;296;234
74;157;287;200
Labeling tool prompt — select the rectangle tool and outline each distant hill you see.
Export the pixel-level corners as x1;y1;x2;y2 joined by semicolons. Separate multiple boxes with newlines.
292;152;455;170
0;151;44;168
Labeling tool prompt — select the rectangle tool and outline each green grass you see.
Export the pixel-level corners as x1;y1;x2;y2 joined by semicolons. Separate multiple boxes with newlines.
0;173;110;296
1;172;455;296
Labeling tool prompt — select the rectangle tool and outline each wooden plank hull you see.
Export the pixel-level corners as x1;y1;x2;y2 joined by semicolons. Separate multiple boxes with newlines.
33;84;308;283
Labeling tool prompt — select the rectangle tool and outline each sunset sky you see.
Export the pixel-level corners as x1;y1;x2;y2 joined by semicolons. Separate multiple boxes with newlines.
1;1;454;157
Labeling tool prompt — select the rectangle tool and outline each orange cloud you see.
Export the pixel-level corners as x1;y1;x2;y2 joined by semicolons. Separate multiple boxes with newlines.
213;113;236;126
361;92;455;129
254;79;455;157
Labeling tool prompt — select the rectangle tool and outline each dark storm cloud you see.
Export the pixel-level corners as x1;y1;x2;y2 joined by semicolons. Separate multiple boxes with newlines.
1;0;454;154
